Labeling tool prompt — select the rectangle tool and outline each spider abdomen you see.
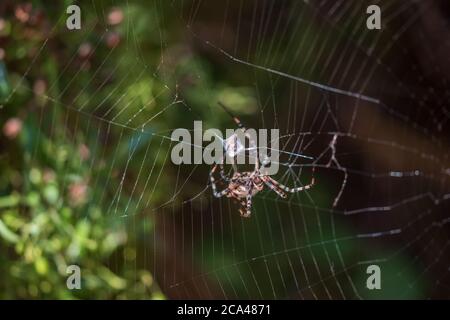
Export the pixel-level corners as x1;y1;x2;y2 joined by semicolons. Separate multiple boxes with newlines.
227;172;264;198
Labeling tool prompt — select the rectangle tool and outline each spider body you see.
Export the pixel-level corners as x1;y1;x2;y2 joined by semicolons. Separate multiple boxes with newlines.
210;102;315;218
226;171;264;199
210;162;315;218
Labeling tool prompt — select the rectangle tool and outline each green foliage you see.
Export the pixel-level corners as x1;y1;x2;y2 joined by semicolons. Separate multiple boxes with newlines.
0;124;162;299
0;0;166;299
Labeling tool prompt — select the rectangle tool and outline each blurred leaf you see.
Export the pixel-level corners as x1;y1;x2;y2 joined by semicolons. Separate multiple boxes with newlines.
34;256;49;275
0;194;20;208
0;219;19;243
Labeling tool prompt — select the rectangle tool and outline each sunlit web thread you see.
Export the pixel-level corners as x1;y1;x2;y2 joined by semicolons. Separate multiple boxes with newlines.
186;2;448;148
194;35;381;104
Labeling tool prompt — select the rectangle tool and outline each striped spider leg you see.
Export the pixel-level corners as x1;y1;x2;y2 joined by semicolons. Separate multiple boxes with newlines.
261;167;316;195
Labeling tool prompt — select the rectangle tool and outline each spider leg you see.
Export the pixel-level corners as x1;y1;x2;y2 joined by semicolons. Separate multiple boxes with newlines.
264;167;316;194
237;196;252;218
261;176;287;198
241;182;254;217
219;163;230;182
209;164;230;197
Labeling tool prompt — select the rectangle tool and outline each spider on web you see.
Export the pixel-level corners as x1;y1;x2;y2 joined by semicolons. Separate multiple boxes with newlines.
209;102;316;218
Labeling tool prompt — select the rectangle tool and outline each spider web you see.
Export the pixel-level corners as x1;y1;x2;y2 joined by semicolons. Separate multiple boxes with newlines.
10;0;450;299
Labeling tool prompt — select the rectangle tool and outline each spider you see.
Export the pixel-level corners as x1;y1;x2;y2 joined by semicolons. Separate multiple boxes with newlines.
210;103;316;218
